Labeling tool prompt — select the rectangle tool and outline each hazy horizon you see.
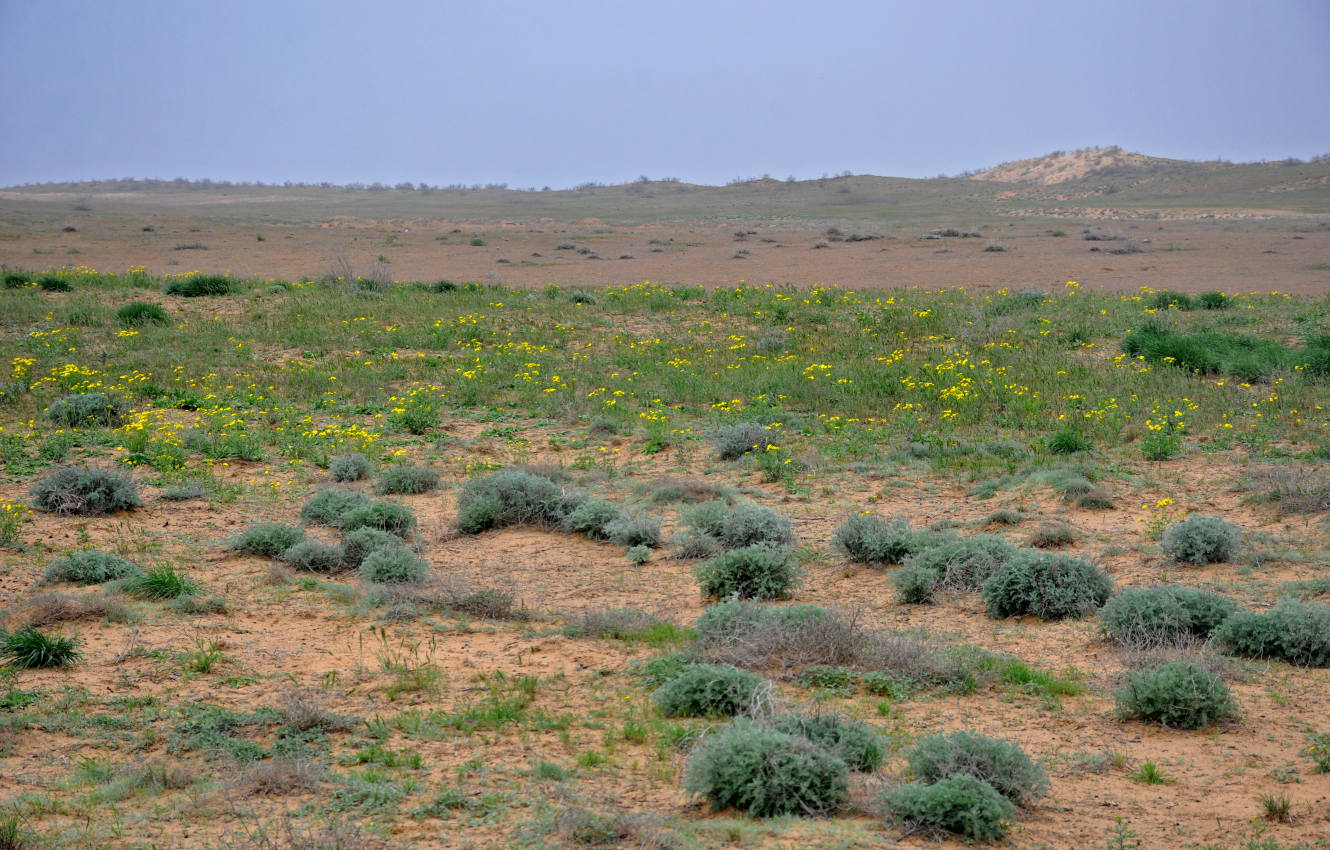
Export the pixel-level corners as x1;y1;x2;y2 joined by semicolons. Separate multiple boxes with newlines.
2;0;1328;189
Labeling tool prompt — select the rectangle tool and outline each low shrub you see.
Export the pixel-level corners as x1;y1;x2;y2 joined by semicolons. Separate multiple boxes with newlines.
38;275;71;292
981;552;1112;620
772;712;883;772
342;527;401;568
1113;661;1239;728
560;498;623;540
683;719;848;817
719;503;795;549
455;469;566;534
328;451;372;482
1215;598;1330;666
1160;515;1240;564
45;392;125;427
893;563;940;604
695;545;800;600
30;465;142;515
680;499;728;538
338;500;416;537
123;565;200;600
603;514;663;548
1099;585;1236;648
693;600;861;672
300;489;370;526
116;301;169;326
230;523;305;558
279;540;349;574
360;545;429;584
44;550;140;584
880;775;1014;842
651;664;771;718
673;528;722;559
833;514;927;565
1027;521;1077;548
904;730;1048;806
1;626;81;669
904;535;1019;592
375;464;439;495
165;274;234;296
714;422;770;460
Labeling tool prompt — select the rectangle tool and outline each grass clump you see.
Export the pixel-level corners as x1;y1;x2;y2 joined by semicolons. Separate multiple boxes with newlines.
1046;428;1092;454
1099;585;1236;649
880;775;1015;842
43;550;140;585
695;545;800;600
981;552;1113;620
833;514;933;565
1160;514;1240;564
164;274;234;296
123;565;201;600
374;464;439;495
360;545;429;584
338;500;416;537
280;540;349;574
45;392;125;427
30;465;142;515
455;469;566;534
116;301;169;326
1113;661;1239;728
328;451;372;482
1215;598;1330;666
713;422;770;460
300;489;371;526
904;730;1049;806
772;711;883;772
230;522;305;558
1121;321;1295;382
651;664;771;718
1;626;81;669
683;719;848;817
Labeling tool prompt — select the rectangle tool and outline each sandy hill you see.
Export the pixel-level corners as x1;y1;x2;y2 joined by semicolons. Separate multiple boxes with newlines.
971;147;1188;185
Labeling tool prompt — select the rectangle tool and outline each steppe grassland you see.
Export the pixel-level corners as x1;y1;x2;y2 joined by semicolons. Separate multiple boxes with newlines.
0;266;1328;848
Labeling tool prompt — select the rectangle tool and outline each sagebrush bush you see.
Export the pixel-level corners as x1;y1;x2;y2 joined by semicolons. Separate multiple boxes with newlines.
341;527;401;568
772;712;883;772
905;731;1048;806
695;545;800;600
1;626;81;669
651;664;771;717
714;422;770;460
604;514;663;548
1114;661;1239;728
681;499;728;538
1160;514;1240;564
720;503;795;549
693;600;860;671
455;469;566;534
300;489;370;526
560;498;623;540
44;550;140;585
673;528;722;559
1215;598;1330;667
338;500;416;537
833;515;929;565
360;545;429;584
279;540;348;573
981;552;1113;620
45;392;124;427
30;465;142;515
893;563;940;604
116;301;169;326
230;523;305;558
904;535;1019;592
374;464;439;495
880;775;1014;842
1099;585;1236;648
164;274;234;296
328;451;372;482
683;719;848;817
629;543;652;564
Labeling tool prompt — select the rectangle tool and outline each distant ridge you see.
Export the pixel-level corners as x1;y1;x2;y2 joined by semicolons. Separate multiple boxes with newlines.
971;146;1198;185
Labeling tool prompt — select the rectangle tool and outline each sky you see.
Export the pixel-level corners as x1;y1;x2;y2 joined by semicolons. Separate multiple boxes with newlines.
2;0;1328;188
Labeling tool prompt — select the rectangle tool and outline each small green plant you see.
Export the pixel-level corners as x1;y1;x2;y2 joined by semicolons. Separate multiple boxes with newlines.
1161;514;1240;564
375;464;439;495
683;719;848;817
1146;290;1195;311
469;236;485;246
880;775;1015;842
164;274;234;296
893;563;940;604
360;545;429;584
124;565;201;600
713;422;770;460
1114;661;1239;728
181;636;225;674
626;544;651;565
1215;597;1330;666
230;522;305;558
1128;760;1171;784
651;664;770;718
30;465;142;515
328;451;372;482
0;499;28;547
387;396;440;434
1302;731;1330;773
1047;428;1092;454
718;502;795;549
695;544;800;600
301;489;371;526
43;550;141;584
981;552;1113;620
1104;816;1140;850
116;301;169;326
832;514;930;565
1198;291;1230;310
2;626;81;669
45;392;125;427
1142;429;1183;461
1259;792;1291;822
339;500;417;537
561;498;623;540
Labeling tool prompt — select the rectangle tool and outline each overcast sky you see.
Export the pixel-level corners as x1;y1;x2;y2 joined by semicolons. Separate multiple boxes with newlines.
2;0;1327;188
